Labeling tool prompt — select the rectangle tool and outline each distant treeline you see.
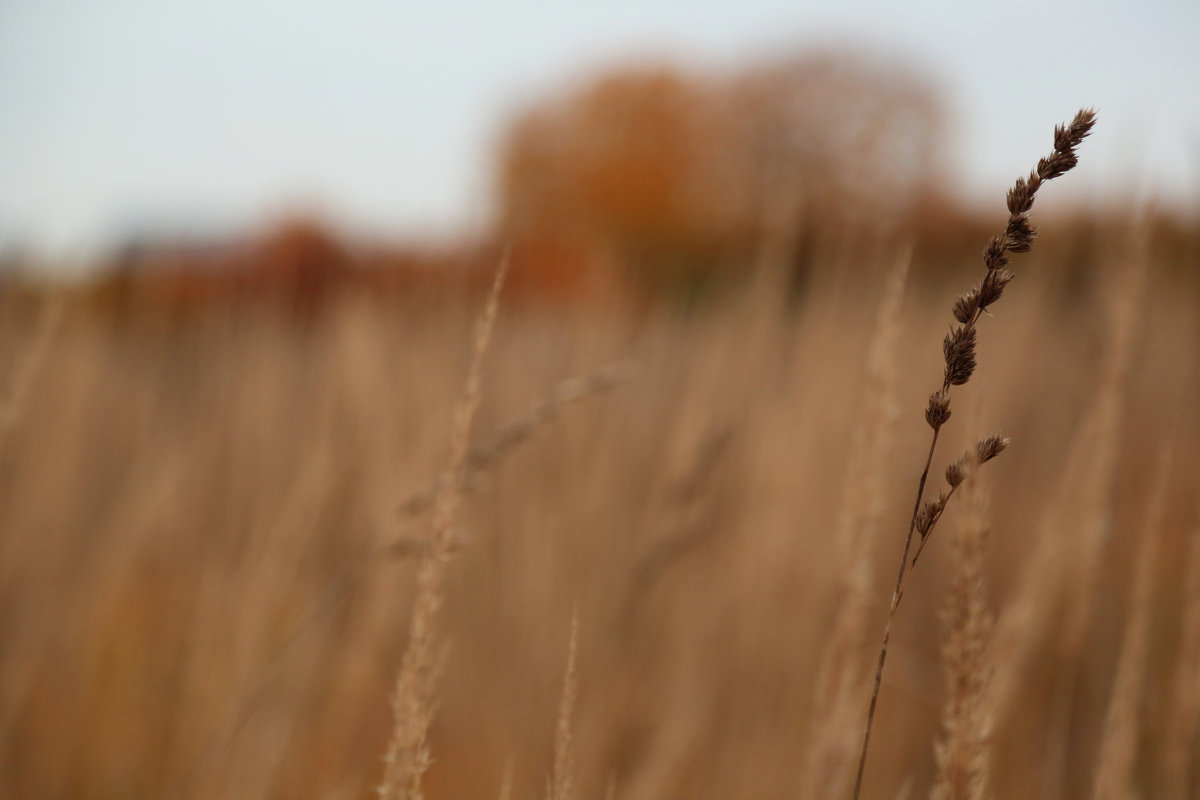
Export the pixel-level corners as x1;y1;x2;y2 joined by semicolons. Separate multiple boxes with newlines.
3;51;1196;319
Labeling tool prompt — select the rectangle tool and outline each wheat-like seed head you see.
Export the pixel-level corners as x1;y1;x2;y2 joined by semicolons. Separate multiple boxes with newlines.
854;109;1096;800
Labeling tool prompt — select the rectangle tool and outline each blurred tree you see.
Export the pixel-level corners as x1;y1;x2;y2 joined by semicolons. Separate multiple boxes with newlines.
495;50;946;297
252;217;349;318
498;66;723;288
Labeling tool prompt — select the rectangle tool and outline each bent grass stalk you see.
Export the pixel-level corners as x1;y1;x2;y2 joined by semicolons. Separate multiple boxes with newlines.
851;108;1097;800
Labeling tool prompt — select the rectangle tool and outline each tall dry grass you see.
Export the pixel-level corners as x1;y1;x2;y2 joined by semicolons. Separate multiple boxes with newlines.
378;254;508;800
929;472;992;800
0;188;1197;799
854;108;1097;799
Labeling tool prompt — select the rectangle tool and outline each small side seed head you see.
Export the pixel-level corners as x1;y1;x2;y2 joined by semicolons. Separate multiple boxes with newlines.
1004;214;1037;253
953;288;981;324
925;390;952;429
978;268;1015;309
916;500;938;539
916;493;950;540
945;459;966;489
1006;172;1041;215
943;325;978;386
1038;151;1076;181
976;434;1011;464
983;236;1009;271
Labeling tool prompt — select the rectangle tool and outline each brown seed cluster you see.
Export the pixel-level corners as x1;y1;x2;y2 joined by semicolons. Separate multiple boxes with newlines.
917;109;1096;542
942;326;978;387
916;492;949;540
944;435;1011;492
926;107;1097;434
917;436;1010;541
926;390;952;428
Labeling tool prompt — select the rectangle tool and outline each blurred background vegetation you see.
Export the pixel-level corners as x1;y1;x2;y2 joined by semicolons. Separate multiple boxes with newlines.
3;46;1196;318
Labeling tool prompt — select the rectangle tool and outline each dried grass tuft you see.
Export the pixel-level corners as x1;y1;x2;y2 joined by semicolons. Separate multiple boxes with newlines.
930;477;994;800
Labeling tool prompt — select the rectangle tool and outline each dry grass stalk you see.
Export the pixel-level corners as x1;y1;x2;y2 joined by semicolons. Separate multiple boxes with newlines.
1092;445;1173;800
549;612;580;800
852;108;1096;800
376;252;509;800
799;247;910;800
930;474;993;800
1161;493;1200;798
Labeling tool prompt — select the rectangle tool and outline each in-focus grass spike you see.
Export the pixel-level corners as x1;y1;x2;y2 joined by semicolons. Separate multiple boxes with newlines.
852;108;1096;800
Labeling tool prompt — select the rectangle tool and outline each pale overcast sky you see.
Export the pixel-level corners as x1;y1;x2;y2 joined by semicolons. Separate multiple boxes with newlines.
1;0;1197;258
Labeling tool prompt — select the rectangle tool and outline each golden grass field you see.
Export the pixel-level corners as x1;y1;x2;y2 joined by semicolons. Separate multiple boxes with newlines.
0;223;1197;799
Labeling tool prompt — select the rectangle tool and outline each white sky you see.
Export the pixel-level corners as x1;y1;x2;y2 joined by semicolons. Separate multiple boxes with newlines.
1;0;1197;259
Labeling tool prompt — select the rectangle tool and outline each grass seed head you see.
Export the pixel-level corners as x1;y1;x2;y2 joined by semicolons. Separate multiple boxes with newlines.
983;237;1010;271
975;434;1010;464
943;326;978;387
953;289;981;324
945;460;966;489
926;390;952;429
978;268;1014;309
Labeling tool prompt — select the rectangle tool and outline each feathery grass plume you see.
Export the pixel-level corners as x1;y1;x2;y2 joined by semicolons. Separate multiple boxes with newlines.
852;108;1095;800
377;252;509;800
931;473;993;800
1092;445;1173;800
549;612;579;800
799;247;910;800
1161;492;1200;798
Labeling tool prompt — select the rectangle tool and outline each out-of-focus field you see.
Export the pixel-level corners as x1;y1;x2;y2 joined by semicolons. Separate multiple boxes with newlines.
0;228;1197;800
